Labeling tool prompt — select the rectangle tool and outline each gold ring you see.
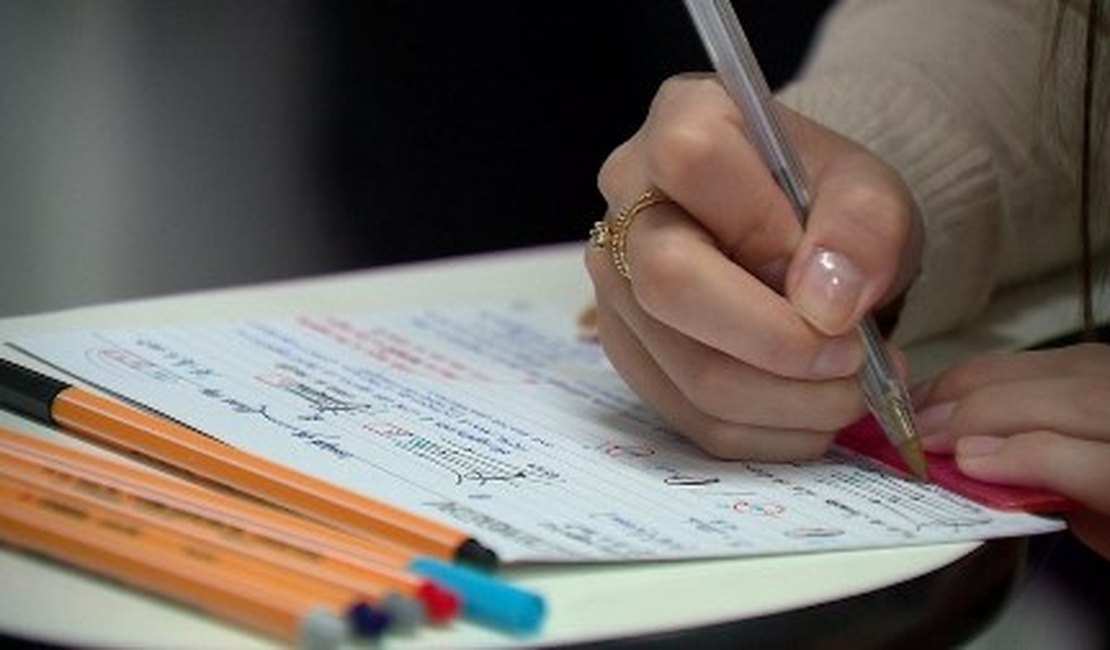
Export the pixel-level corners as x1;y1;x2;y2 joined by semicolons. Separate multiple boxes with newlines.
589;188;672;280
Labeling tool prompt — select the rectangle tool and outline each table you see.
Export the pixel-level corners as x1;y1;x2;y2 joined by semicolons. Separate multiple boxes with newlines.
0;243;1080;649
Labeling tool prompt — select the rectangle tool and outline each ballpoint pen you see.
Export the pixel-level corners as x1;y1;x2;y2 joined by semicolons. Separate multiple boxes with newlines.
682;0;928;479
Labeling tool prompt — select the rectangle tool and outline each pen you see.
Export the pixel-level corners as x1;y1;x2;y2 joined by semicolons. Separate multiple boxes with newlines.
682;0;927;479
0;357;502;567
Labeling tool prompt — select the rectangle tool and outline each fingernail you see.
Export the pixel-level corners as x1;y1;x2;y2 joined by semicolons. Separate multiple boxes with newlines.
955;436;1006;477
792;248;865;334
916;401;955;452
810;335;861;378
957;435;1005;458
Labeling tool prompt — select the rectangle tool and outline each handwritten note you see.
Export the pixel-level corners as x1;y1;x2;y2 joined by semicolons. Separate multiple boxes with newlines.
12;305;1063;563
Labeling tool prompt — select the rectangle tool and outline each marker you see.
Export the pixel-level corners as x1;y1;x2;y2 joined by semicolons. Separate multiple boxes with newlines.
0;427;546;633
0;450;423;632
0;357;500;568
0;473;395;640
0;426;460;625
0;480;351;649
410;556;546;636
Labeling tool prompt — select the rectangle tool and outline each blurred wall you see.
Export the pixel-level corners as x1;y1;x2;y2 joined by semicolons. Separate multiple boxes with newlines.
0;1;831;317
0;0;332;316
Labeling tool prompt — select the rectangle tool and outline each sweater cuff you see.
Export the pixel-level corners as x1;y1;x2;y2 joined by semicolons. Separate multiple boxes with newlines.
778;74;1003;345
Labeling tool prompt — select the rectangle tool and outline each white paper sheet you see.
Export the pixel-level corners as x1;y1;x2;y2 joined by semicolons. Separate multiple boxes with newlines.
12;304;1064;563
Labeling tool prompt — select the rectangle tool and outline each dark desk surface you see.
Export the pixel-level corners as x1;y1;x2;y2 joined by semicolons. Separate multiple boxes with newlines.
594;538;1027;650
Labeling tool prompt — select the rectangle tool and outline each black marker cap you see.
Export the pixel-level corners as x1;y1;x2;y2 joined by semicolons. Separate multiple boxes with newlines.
455;538;500;572
0;358;70;425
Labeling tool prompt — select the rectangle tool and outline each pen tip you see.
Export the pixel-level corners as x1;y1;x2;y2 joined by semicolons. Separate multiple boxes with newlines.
898;439;928;481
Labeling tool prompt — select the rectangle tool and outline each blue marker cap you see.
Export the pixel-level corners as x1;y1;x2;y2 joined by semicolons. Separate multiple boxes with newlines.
346;601;390;638
409;557;545;635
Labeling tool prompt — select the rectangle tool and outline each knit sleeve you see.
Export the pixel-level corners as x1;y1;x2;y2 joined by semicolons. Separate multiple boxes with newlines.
777;0;1083;345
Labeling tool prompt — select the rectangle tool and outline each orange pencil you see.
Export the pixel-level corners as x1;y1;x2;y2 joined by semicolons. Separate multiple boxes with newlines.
0;428;460;624
0;479;351;649
0;358;498;569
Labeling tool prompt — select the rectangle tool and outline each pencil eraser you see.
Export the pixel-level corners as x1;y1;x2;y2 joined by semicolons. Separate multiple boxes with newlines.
410;557;545;635
837;414;1076;513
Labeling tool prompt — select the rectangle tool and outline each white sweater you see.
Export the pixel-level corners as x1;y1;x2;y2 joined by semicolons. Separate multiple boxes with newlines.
778;0;1097;344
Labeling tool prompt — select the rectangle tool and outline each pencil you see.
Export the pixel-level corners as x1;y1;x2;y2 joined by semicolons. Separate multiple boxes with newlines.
0;427;546;634
0;357;500;567
0;451;422;632
0;479;351;649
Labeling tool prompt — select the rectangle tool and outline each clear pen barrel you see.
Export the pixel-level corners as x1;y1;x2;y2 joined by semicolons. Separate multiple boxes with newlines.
858;318;917;446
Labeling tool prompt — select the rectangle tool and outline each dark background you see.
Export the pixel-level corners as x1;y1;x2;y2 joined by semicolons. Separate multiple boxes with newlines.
0;1;833;316
0;0;834;312
313;1;834;268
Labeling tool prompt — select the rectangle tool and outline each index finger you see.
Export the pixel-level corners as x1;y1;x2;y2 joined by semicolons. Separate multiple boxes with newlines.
601;75;803;284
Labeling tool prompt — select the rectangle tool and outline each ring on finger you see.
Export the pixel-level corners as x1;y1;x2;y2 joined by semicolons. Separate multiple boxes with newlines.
588;188;673;280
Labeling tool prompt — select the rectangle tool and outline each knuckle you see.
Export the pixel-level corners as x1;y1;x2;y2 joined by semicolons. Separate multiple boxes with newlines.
654;75;688;104
653;74;710;109
679;361;737;421
644;115;721;190
597;141;635;202
835;180;912;246
630;234;697;313
752;323;827;378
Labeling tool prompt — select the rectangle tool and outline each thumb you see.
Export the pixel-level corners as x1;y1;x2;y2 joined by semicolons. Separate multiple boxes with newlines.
784;152;922;335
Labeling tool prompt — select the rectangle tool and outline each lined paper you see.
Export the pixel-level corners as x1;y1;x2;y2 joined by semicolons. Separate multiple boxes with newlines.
13;304;1063;563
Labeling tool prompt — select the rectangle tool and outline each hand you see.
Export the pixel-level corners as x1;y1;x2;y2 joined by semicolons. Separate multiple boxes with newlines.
916;344;1110;560
585;74;923;461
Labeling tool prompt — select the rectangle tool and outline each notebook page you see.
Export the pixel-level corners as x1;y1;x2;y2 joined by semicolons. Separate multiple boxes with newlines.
12;304;1064;563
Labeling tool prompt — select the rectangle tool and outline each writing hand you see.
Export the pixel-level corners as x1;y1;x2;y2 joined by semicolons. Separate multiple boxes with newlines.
585;75;923;460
